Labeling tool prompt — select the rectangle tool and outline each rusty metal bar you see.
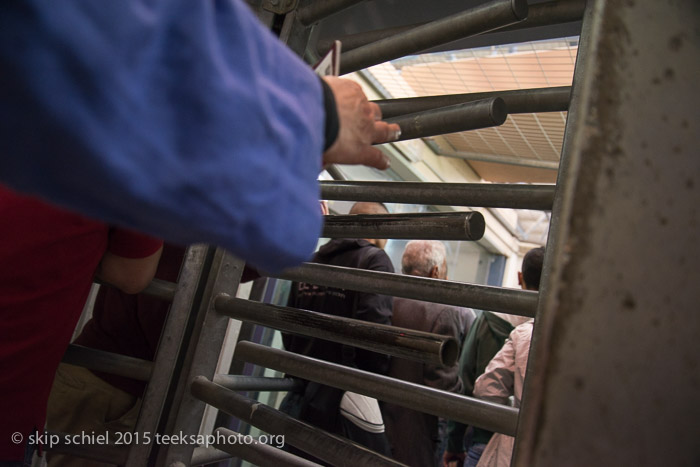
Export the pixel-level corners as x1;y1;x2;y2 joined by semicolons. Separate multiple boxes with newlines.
62;344;152;382
191;377;405;467
340;0;528;74
235;342;520;436
320;181;555;210
385;98;507;141
214;295;458;366
212;375;304;392
322;211;485;241
377;87;570;119
213;428;322;467
275;263;538;317
318;0;583;55
296;0;366;26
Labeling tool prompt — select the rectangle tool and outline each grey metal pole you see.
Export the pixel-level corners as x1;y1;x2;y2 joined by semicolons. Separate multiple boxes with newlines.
62;344;153;382
213;428;322;467
212;375;304;392
318;0;583;55
214;295;459;366
322;211;486;241
296;0;366;26
340;0;528;74
275;263;538;317
190;377;406;467
235;342;520;436
139;278;177;302
320;181;555;210
376;87;570;119
190;447;232;467
385;98;507;141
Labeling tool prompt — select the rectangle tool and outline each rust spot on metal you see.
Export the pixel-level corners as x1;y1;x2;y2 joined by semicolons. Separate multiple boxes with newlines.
622;295;636;310
573;376;585;390
664;68;675;80
668;33;684;52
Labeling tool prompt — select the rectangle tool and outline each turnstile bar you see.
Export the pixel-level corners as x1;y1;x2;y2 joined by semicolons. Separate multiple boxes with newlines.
191;377;405;467
275;263;538;317
214;295;458;367
377;87;570;119
340;0;528;74
62;344;153;381
213;428;321;467
212;375;304;392
235;342;520;436
322;212;485;241
320;181;555;210
385;98;507;141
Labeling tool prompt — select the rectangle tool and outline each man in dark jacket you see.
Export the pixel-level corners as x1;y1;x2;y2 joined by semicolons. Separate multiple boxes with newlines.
280;202;394;459
383;240;475;467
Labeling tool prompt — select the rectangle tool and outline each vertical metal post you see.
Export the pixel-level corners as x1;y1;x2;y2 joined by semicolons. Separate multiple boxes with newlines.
153;248;245;467
514;0;700;465
125;245;210;467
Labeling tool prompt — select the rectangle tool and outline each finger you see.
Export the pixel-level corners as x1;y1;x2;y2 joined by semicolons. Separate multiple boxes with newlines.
357;145;390;170
368;101;383;121
371;122;402;144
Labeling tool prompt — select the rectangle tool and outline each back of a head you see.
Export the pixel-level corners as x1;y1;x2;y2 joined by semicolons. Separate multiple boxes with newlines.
522;247;545;291
348;201;389;216
401;240;447;278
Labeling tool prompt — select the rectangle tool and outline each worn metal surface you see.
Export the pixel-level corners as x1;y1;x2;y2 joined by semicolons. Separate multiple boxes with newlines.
213;428;322;467
191;377;406;467
322;211;486;241
320;180;555;210
215;295;458;366
276;263;539;317
62;344;153;382
125;245;210;467
156;249;245;467
190;447;232;467
339;0;528;74
212;375;304;392
317;0;582;55
377;87;570;119
385;98;507;141
235;341;520;436
140;278;177;302
514;1;700;466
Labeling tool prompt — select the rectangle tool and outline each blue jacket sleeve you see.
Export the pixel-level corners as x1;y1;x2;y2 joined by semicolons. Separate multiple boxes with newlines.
0;0;325;272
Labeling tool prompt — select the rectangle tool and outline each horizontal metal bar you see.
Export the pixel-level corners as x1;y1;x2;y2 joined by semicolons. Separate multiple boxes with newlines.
275;263;538;317
213;427;322;467
212;375;304;392
322;212;485;241
43;431;129;465
318;0;583;55
214;295;458;367
235;342;520;436
377;87;570;119
296;0;366;26
140;277;177;302
191;447;232;467
62;344;153;381
320;181;555;210
385;98;507;141
191;377;405;467
340;0;528;74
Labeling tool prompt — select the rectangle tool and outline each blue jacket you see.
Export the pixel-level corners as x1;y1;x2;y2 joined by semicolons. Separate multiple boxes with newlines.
0;0;327;272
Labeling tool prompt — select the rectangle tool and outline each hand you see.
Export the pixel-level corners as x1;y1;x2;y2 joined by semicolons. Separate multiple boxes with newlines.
319;200;329;216
442;450;466;467
322;76;401;170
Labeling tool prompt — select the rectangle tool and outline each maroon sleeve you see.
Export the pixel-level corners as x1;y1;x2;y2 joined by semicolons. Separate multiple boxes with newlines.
107;227;163;258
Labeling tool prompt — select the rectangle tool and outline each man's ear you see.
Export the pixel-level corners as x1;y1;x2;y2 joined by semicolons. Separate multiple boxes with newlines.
518;271;526;289
430;265;440;279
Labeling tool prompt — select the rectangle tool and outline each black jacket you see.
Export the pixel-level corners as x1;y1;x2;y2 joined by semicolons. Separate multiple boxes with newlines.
284;238;394;375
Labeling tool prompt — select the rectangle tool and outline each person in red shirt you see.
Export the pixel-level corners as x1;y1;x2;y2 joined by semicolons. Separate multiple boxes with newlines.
0;186;163;466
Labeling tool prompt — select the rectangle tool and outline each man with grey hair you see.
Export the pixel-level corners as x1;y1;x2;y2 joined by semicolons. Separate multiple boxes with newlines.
384;240;476;467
